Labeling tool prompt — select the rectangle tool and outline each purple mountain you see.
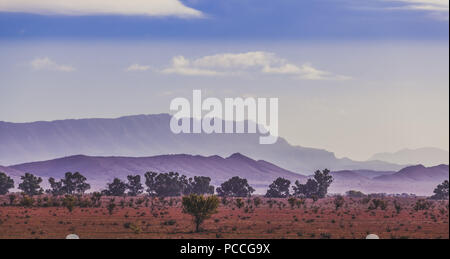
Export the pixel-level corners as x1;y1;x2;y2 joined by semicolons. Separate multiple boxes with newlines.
370;147;449;166
0;165;23;178
4;155;447;195
328;165;449;195
9;153;306;193
374;164;449;182
0;114;403;174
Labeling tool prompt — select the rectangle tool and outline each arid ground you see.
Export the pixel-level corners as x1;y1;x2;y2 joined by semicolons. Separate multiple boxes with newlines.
0;195;448;239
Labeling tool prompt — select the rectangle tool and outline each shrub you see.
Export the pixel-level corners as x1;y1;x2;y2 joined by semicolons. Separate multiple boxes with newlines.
368;199;387;210
182;194;219;232
414;199;432;211
253;197;262;208
393;200;402;214
235;198;244;209
288;197;297;209
107;199;116;215
334;196;345;210
62;195;77;213
20;194;35;207
345;190;366;198
8;194;16;206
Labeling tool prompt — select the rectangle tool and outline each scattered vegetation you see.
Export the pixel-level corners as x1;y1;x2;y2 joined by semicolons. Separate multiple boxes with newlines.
431;180;449;200
182;194;220;232
0;172;14;195
216;176;255;197
265;177;291;198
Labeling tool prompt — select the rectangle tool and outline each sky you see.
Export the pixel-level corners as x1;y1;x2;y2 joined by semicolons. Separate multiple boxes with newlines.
0;0;449;161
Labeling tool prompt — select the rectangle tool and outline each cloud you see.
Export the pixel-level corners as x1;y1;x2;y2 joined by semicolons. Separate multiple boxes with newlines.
30;57;75;72
384;0;449;19
0;0;203;18
161;56;222;76
126;64;151;72
161;52;350;80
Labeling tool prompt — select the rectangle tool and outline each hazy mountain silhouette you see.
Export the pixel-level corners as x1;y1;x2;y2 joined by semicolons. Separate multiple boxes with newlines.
10;153;305;193
328;165;449;195
369;147;449;167
5;155;448;195
374;164;449;182
0;114;403;173
0;165;23;178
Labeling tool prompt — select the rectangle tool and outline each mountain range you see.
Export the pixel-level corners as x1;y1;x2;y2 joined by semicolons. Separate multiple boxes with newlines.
1;154;447;195
1;114;447;195
0;114;404;173
329;165;449;195
369;147;449;167
5;153;304;193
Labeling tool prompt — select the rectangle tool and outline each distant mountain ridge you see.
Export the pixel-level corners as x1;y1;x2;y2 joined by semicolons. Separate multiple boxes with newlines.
329;165;449;195
8;153;305;193
0;114;403;173
0;165;23;178
370;147;449;167
2;154;448;195
375;164;449;182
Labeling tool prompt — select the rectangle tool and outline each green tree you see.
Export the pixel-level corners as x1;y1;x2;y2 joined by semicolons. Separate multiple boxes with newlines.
47;177;64;196
265;177;291;198
47;172;90;195
0;172;14;195
431;180;449;200
314;169;333;198
61;172;91;194
189;176;215;195
292;169;333;199
182;194;219;232
127;175;144;196
18;173;43;196
144;172;190;197
293;179;319;198
103;178;127;196
216;176;255;197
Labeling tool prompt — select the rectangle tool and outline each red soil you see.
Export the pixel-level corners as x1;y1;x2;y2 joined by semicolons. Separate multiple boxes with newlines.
0;196;448;239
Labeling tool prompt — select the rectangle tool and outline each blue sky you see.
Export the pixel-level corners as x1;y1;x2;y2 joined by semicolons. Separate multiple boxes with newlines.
0;0;448;160
0;0;448;40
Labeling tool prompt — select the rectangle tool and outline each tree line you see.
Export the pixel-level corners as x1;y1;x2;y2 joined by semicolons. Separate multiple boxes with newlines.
0;170;449;200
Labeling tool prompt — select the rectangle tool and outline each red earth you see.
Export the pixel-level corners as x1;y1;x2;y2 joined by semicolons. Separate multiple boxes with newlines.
0;195;448;239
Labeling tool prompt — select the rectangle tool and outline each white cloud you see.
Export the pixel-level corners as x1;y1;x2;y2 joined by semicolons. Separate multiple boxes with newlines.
161;52;351;80
0;0;202;18
192;52;274;69
126;64;151;72
394;0;448;9
30;57;75;72
161;56;222;76
384;0;449;19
